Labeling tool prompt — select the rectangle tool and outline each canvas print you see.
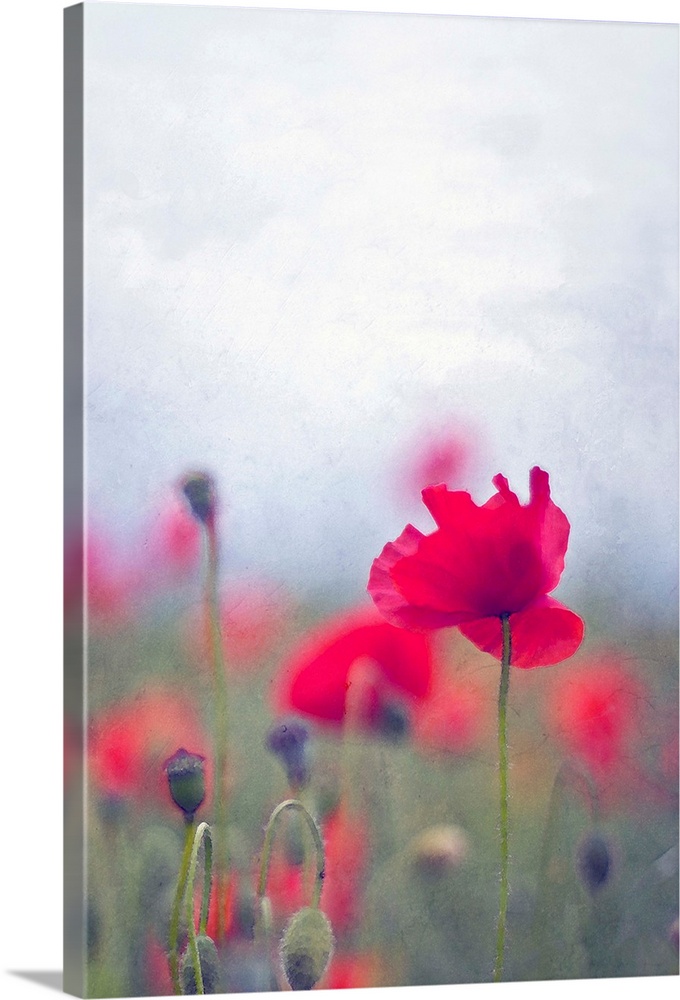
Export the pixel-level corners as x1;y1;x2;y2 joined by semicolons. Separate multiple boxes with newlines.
64;2;679;997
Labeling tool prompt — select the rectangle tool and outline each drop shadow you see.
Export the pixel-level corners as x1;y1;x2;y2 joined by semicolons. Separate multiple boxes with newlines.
9;971;63;992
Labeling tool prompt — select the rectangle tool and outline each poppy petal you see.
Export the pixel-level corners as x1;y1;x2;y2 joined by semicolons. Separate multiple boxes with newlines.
458;597;585;668
368;525;469;630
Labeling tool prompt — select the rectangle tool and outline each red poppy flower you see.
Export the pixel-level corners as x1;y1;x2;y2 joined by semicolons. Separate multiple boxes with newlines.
186;579;292;673
65;530;139;629
198;871;239;941
547;657;645;776
145;934;174;995
396;422;478;499
368;466;584;668
144;496;202;579
413;674;488;754
88;685;211;808
321;805;368;933
274;605;434;727
257;852;308;922
324;951;383;989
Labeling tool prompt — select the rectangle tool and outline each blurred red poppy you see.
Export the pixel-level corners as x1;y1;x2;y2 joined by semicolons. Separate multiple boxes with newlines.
369;467;584;668
547;656;645;776
200;871;238;941
186;579;292;673
413;673;488;754
324;951;383;989
65;531;139;630
88;685;211;808
321;804;368;933
274;605;434;728
396;422;478;499
143;496;202;579
258;853;308;922
145;934;174;995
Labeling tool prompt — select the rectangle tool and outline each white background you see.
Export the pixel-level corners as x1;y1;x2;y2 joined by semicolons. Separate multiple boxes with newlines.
1;2;677;999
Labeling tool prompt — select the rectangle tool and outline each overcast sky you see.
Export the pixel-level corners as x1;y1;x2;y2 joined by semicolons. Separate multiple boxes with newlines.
83;3;678;622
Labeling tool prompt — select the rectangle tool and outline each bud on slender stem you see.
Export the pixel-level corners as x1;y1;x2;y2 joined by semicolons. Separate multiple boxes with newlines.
280;907;334;991
164;748;206;821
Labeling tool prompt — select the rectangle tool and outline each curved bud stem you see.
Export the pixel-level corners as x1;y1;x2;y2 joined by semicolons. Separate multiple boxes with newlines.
168;820;213;995
183;822;214;995
257;799;326;917
168;819;197;995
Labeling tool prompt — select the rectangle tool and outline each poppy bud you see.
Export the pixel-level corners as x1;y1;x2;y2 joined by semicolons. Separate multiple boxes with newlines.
181;472;216;526
376;699;410;742
577;833;612;894
411;824;469;877
164;748;206;819
280;907;334;991
180;934;222;994
266;718;312;789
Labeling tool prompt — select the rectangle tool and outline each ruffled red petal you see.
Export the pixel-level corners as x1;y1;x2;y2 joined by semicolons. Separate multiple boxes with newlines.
368;525;469;630
371;468;572;622
275;605;434;722
458;597;585;668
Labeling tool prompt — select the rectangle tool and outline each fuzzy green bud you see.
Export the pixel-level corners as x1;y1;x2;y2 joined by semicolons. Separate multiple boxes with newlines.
411;825;470;877
163;748;206;819
180;934;221;994
280;907;334;991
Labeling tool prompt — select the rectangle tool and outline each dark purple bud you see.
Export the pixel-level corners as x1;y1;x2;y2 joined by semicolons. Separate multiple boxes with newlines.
181;472;216;525
266;719;312;789
376;699;410;742
577;833;612;893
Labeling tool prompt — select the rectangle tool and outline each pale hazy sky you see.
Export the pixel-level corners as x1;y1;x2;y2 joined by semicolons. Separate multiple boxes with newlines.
83;3;678;622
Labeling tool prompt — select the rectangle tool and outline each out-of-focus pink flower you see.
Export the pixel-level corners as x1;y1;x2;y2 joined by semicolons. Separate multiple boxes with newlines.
186;579;292;673
324;952;383;989
143;496;202;579
395;422;479;501
257;852;307;923
274;605;434;730
145;934;174;996
200;871;239;942
88;685;211;809
321;805;368;934
65;531;139;630
547;655;645;777
413;674;488;754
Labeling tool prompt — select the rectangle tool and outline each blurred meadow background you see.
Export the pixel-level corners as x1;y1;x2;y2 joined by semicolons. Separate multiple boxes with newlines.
65;3;677;996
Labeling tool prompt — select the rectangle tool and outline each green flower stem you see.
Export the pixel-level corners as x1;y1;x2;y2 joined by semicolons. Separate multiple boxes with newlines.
168;818;197;995
183;822;214;996
493;613;512;983
340;657;377;815
204;519;229;940
257;799;326;914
